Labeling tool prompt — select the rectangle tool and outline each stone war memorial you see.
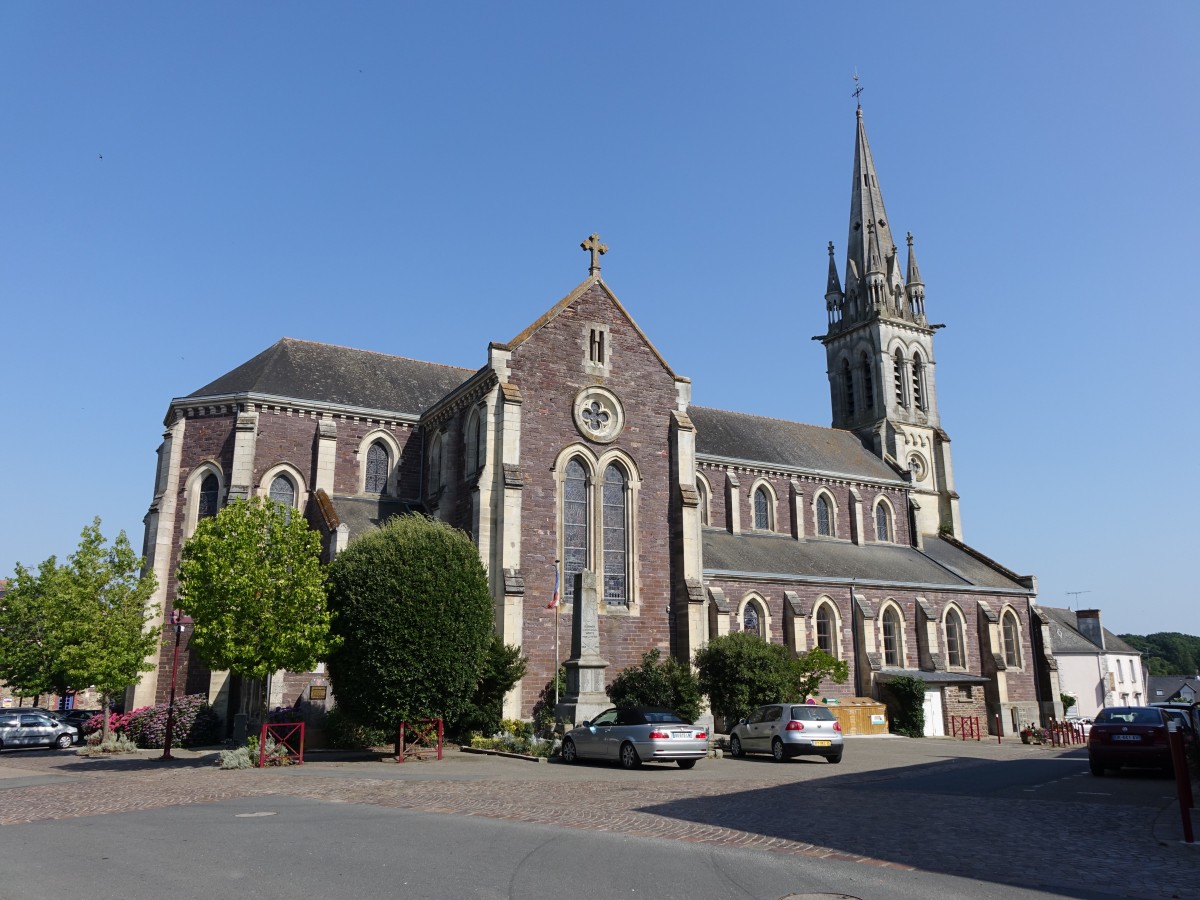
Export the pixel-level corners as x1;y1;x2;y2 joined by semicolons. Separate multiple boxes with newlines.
131;105;1061;737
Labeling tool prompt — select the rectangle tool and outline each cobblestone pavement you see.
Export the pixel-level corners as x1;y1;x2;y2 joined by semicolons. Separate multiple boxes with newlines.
1;738;1197;898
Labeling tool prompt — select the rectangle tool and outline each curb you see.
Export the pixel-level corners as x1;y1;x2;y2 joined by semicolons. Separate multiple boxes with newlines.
459;746;550;764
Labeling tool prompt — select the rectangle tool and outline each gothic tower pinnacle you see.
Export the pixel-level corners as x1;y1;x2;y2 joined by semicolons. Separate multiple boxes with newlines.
817;104;960;540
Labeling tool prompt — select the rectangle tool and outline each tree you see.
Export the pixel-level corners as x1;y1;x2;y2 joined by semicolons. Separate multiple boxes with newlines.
1060;692;1077;716
325;515;494;736
446;634;528;740
607;649;703;723
62;520;161;740
176;497;334;723
1120;633;1200;677
791;647;850;701
0;519;160;741
880;675;926;737
694;632;797;728
0;557;75;701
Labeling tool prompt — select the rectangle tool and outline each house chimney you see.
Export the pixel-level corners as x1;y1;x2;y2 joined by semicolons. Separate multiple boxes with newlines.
1076;609;1105;649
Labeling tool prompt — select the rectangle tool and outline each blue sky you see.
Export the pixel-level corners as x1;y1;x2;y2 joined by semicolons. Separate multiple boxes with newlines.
2;4;1195;637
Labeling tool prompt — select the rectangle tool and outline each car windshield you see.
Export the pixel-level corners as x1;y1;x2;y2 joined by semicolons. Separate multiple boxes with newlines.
642;711;685;724
1096;708;1162;725
791;706;836;721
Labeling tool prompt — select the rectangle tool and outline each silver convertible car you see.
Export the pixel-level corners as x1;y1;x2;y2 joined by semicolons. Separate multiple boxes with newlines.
561;707;708;769
729;703;844;763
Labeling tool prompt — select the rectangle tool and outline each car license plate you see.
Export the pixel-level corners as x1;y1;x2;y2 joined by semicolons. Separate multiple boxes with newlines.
812;740;832;747
1112;734;1141;741
672;731;691;739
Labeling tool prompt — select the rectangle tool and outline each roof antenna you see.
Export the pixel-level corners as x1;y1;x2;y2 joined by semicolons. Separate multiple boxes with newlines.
1065;590;1091;610
852;69;864;108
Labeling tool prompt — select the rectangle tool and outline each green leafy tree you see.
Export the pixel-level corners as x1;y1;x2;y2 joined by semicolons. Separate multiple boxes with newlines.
791;647;850;700
325;515;494;738
694;632;797;728
607;649;703;723
176;497;333;723
0;557;75;701
61;520;161;739
446;634;528;740
1060;692;1077;716
0;520;160;741
1120;633;1200;677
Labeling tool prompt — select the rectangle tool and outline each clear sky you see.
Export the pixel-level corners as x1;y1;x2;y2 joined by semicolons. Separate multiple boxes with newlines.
2;4;1196;637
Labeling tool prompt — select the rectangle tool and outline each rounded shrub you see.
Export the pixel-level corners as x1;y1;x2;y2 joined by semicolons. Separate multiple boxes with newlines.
325;515;494;732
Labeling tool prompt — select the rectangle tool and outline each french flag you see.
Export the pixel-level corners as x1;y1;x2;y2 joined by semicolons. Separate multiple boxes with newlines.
546;563;560;609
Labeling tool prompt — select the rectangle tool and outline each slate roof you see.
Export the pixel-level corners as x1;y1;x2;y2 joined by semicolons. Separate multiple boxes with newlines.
1039;606;1140;655
689;406;900;483
702;530;1029;592
876;669;990;685
327;495;422;543
1147;676;1200;702
186;338;476;416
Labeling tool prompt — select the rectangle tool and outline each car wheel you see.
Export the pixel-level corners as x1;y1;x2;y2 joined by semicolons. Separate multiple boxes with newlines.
561;737;578;764
55;733;73;750
771;737;785;762
729;734;744;758
677;759;697;769
619;742;641;769
1088;757;1105;776
827;751;843;764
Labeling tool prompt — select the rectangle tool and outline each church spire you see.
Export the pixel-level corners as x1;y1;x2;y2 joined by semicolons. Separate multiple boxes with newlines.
905;231;926;321
846;107;899;311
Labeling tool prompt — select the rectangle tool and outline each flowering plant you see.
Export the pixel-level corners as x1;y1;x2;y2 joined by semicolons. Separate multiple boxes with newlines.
1020;724;1048;744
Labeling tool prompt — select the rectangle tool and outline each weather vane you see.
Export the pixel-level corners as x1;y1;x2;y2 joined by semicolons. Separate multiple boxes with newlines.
852;69;863;106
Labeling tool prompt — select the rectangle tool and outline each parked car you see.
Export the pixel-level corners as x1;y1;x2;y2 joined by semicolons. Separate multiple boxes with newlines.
1087;706;1176;776
560;707;708;769
52;709;104;732
0;712;79;752
1064;716;1093;737
729;703;844;763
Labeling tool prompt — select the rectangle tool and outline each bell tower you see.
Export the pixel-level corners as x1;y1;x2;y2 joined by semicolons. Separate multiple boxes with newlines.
818;105;961;539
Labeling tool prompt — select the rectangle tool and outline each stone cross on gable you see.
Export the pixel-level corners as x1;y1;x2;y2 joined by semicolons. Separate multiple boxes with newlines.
581;233;608;276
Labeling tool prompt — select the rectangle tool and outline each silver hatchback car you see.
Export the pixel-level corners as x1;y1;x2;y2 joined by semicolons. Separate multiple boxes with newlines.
0;712;79;752
729;703;844;763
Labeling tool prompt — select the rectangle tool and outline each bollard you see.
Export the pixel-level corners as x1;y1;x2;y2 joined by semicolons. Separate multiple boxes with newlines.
995;713;1002;745
1168;722;1194;844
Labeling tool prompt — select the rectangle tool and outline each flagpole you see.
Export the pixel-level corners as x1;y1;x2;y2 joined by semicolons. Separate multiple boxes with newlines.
554;559;560;708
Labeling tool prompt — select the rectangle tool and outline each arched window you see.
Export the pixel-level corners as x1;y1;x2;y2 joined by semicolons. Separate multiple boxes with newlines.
753;486;770;531
743;601;762;637
842;358;855;418
602;464;627;606
1002;611;1022;667
816;602;836;656
428;432;444;495
198;473;220;519
875;502;891;542
816;494;833;537
269;474;296;522
882;607;902;667
365;442;389;494
696;477;710;527
563;458;589;605
860;352;874;411
465;408;486;474
945;608;965;668
912;353;925;410
893;349;906;406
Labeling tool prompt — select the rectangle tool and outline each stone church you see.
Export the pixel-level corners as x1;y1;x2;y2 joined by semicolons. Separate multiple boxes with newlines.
132;107;1062;735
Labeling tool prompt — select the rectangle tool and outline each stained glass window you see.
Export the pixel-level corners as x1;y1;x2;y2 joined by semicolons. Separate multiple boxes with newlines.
366;442;389;494
754;487;770;530
883;608;901;666
1003;612;1021;667
946;609;965;668
697;478;709;526
875;503;890;542
269;475;295;522
743;602;760;636
816;604;834;654
563;458;588;605
816;495;832;536
602;464;627;606
198;473;219;519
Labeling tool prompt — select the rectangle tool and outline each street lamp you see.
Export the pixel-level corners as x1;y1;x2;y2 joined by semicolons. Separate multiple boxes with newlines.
160;608;194;761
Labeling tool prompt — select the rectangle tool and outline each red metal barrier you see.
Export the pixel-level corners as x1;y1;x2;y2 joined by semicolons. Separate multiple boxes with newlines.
396;718;443;763
258;722;304;766
1168;724;1194;843
950;715;981;741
